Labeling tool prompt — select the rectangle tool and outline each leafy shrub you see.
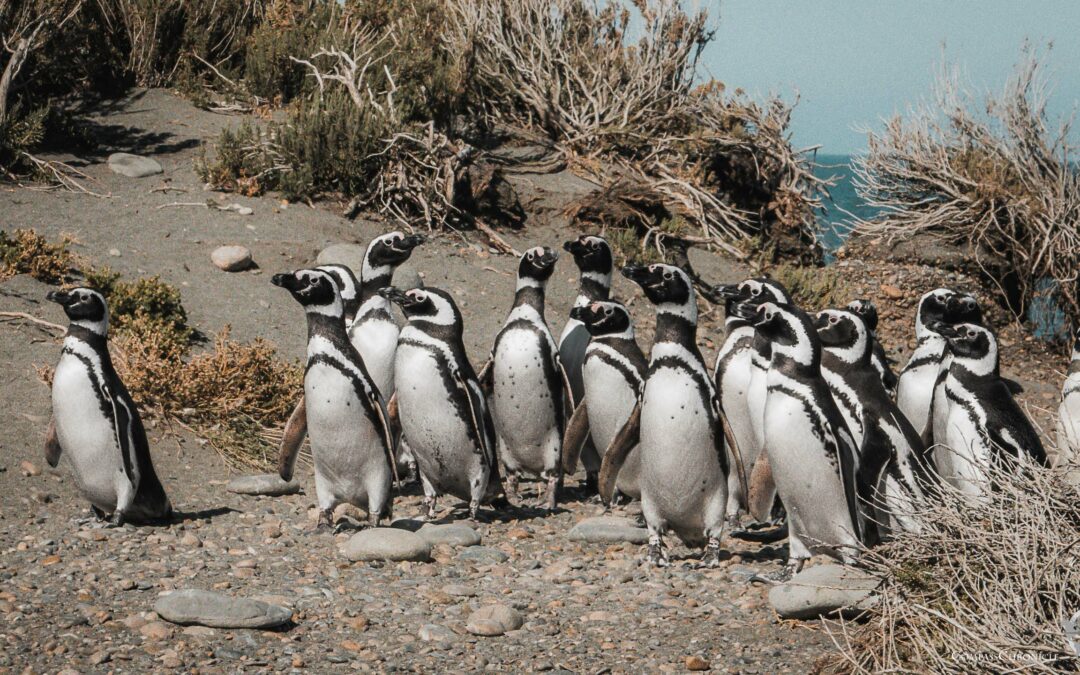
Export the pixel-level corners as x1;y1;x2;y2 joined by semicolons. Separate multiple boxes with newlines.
83;267;193;348
0;229;79;283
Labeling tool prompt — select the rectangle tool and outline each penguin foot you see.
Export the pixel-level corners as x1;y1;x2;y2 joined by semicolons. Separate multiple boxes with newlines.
634;513;646;528
749;563;798;585
468;500;480;522
645;537;669;567
584;472;599;495
403;463;418;484
420;497;437;522
315;509;334;531
544;476;559;513
106;511;126;529
725;514;741;532
700;538;723;568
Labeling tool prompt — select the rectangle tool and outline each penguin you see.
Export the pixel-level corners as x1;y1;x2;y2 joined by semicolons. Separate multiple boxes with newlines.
896;288;965;438
927;292;985;453
45;287;172;525
277;233;424;482
1056;326;1080;468
380;287;502;520
562;300;647;502
736;300;865;582
815;309;928;537
601;263;729;566
558;235;614;493
845;299;897;396
483;246;567;510
928;321;1047;497
272;268;396;530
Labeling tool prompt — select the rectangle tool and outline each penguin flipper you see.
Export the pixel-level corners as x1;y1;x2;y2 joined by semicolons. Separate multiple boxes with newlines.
103;384;138;487
835;424;867;547
598;402;640;505
856;416;894;547
458;370;497;469
561;400;590;474
747;451;776;523
714;401;747;507
45;416;63;468
369;390;400;485
277;396;308;482
1002;377;1024;395
386;391;400;437
476;358;494;395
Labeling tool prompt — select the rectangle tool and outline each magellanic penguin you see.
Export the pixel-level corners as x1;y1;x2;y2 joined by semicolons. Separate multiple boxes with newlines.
46;288;172;525
272;269;396;530
927;292;988;453
1056;326;1080;468
602;263;730;567
277;233;425;482
483;246;567;510
562;300;647;502
737;300;866;581
845;299;897;396
381;287;503;520
558;235;614;493
815;309;928;538
928;321;1047;497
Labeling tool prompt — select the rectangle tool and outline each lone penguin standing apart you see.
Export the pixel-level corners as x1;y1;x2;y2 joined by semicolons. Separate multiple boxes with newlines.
1057;326;1080;468
46;288;172;525
738;300;865;581
558;235;614;494
381;287;502;520
603;264;729;566
562;300;647;502
929;321;1047;496
272;269;396;530
484;246;567;510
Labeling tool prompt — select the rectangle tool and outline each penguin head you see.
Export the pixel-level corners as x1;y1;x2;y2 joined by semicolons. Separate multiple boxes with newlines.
271;268;343;317
315;264;361;316
717;277;792;323
815;309;871;364
518;246;559;285
563;235;613;276
379;287;462;329
747;301;818;366
363;231;425;280
929;322;997;372
570;301;633;338
846;299;879;332
944;291;982;325
916;288;958;331
621;263;692;307
47;287;109;335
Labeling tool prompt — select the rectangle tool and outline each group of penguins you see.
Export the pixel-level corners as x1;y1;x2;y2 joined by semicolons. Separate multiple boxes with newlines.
44;231;1069;583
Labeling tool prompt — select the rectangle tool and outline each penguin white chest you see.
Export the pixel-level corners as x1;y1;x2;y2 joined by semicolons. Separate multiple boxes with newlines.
491;327;560;473
582;355;638;452
51;354;123;510
350;317;399;397
1057;378;1080;466
938;380;991;496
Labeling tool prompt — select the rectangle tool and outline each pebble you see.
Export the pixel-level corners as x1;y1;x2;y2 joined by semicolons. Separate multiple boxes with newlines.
107;152;163;178
418;623;457;643
768;564;880;620
154;589;293;628
19;460;40;477
456;546;508;565
466;604;524;636
340;528;432;563
416;523;482;547
211;245;253;272
139;621;173;640
685;655;711;671
567;516;649;544
225;473;300;496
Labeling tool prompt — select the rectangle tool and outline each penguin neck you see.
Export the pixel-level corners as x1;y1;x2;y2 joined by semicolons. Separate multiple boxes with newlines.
66;324;111;359
513;278;547;314
359;268;394;303
1069;350;1080;375
954;348;999;379
304;310;350;356
574;271;611;306
654;308;698;354
824;336;871;368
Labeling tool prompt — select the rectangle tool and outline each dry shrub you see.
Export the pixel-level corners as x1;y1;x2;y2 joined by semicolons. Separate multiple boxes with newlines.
819;459;1080;673
853;47;1080;334
84;267;192;344
0;229;79;283
767;262;850;311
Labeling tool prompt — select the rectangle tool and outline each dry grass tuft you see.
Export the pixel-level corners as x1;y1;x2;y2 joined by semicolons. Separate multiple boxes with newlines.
767;262;850;311
0;228;79;283
819;458;1080;673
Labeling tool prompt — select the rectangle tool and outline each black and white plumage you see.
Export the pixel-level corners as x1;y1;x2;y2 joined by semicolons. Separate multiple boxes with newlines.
558;235;614;492
928;321;1047;497
316;264;362;322
484;246;566;510
381;287;502;520
562;300;647;502
46;288;171;525
845;299;897;396
815;309;928;539
1056;327;1080;467
605;264;729;567
272;269;396;530
927;292;985;453
736;300;865;581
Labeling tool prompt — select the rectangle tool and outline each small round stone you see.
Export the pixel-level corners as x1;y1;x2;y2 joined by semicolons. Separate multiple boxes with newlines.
340;528;432;563
211;245;253;272
416;523;481;547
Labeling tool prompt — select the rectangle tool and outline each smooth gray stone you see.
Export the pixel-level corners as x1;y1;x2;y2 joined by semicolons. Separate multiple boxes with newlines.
154;589;292;628
455;546;508;565
466;604;523;636
417;623;457;643
226;474;299;496
211;245;253;272
417;523;481;547
567;516;649;545
768;564;880;620
107;152;163;178
340;528;431;562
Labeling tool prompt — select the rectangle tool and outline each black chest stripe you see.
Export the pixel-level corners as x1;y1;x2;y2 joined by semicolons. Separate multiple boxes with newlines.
306;353;394;469
767;382;833;461
592;351;644;395
398;337;486;458
649;355;713;416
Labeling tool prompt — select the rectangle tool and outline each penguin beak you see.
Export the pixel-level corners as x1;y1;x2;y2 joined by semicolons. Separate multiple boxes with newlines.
569;305;591;323
537;248;559;269
927;321;960;339
713;283;744;300
620;264;651;284
397;234;426;252
730;301;758;322
46;290;72;306
563;238;587;257
270;272;299;291
813;312;830;330
378;287;411;307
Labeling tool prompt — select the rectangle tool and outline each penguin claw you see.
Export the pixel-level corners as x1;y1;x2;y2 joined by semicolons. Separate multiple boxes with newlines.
700;539;723;568
749;564;797;585
646;543;669;567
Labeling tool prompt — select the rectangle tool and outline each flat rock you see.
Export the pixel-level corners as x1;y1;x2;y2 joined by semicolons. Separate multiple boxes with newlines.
466;604;523;636
154;589;293;629
567;516;649;545
107;152;163;178
768;564;880;620
225;474;300;496
211;245;253;272
455;546;508;565
418;623;457;643
417;523;481;548
340;528;431;562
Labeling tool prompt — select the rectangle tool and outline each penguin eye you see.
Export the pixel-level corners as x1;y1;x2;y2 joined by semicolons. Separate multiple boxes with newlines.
967;330;977;339
751;287;761;296
604;307;613;317
662;271;674;281
829;315;839;325
526;251;535;261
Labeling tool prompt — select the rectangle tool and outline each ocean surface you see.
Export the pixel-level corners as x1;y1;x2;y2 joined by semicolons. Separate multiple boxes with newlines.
812;154;871;253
